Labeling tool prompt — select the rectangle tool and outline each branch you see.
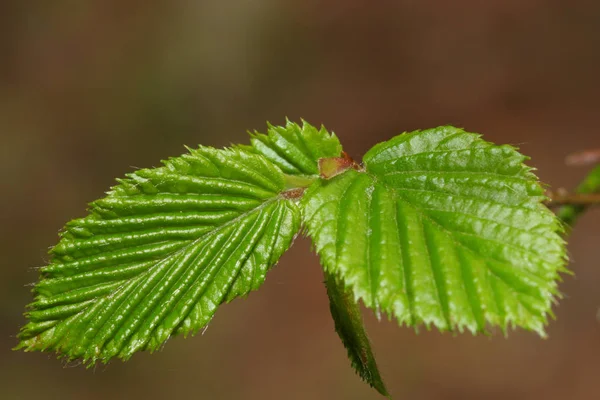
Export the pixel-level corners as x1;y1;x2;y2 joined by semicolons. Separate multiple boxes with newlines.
555;164;600;227
546;190;600;207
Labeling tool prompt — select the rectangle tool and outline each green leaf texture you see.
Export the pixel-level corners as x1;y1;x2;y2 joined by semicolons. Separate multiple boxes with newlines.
18;147;301;362
303;126;567;335
325;273;389;397
243;119;342;177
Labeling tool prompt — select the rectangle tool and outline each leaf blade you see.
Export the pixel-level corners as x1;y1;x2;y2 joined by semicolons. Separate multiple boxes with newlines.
303;126;566;335
18;147;301;362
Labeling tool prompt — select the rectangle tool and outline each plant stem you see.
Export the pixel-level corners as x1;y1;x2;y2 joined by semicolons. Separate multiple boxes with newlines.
546;191;600;206
554;164;600;227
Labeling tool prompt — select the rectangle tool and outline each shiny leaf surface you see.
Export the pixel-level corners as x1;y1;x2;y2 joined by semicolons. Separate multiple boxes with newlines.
18;147;301;362
303;126;566;335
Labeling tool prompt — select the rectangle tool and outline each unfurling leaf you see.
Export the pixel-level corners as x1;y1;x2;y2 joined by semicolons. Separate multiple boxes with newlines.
241;119;342;177
325;272;389;397
18;147;301;363
303;126;567;335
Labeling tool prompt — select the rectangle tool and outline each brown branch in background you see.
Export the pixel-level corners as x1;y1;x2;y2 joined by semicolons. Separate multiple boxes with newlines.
546;189;600;207
554;149;600;227
565;148;600;166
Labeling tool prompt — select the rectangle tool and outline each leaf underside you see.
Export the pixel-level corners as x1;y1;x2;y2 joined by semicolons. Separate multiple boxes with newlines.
303;126;567;335
325;272;389;397
18;147;301;362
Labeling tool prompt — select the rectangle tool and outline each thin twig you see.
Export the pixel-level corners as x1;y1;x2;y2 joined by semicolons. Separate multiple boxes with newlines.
555;164;600;227
546;190;600;207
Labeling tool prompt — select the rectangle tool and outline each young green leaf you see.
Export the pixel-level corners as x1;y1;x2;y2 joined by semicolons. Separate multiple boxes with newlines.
325;272;389;398
17;121;571;398
17;147;301;363
242;119;342;177
303;126;567;335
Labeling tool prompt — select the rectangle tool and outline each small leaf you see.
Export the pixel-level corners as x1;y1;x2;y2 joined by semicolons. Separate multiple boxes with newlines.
243;119;342;177
303;126;567;335
325;272;389;398
17;147;301;363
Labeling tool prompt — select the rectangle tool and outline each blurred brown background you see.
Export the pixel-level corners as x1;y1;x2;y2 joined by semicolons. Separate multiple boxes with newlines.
1;1;599;399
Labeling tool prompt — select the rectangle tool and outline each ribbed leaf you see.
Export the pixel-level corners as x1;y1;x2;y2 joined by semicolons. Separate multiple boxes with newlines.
17;147;301;362
325;272;389;397
243;119;342;177
303;126;567;335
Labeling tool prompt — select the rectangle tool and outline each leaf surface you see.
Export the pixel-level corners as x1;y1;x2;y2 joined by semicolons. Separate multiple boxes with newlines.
18;147;301;362
303;126;566;334
243;119;342;177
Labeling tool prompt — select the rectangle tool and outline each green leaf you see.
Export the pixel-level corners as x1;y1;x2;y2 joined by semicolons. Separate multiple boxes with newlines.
242;119;342;177
302;126;567;335
325;272;389;398
17;147;301;363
